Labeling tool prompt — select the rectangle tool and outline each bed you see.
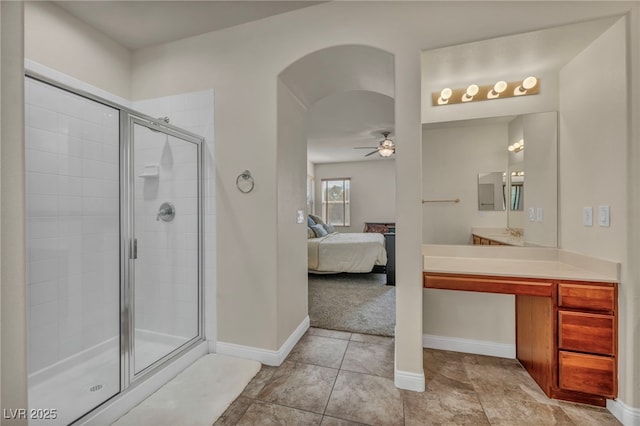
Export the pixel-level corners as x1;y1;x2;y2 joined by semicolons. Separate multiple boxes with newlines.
307;215;387;273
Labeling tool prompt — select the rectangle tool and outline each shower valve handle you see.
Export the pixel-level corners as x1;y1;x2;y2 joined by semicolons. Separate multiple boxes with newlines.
156;202;176;222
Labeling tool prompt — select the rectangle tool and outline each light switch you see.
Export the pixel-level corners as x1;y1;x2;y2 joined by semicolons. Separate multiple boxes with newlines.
583;207;593;226
536;207;543;222
296;209;305;224
598;205;610;227
528;207;535;222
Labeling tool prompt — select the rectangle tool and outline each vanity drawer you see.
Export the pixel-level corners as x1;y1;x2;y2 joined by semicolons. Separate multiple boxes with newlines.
559;351;615;397
558;311;615;355
558;282;615;312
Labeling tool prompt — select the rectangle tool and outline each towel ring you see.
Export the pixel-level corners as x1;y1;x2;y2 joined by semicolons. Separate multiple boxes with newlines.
236;170;255;193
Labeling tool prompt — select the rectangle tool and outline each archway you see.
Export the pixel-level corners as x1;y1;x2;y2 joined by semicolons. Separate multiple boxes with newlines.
277;45;396;336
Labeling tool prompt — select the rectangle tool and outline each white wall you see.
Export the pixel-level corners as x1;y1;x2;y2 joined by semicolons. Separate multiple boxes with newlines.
422;123;508;245
1;0;28;419
313;160;396;233
559;18;636;412
24;1;131;100
276;80;309;344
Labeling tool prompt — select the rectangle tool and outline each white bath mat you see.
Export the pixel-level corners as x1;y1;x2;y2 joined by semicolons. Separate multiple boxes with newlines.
112;354;261;426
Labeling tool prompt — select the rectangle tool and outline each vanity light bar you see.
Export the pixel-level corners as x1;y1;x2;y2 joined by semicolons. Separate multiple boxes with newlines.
432;77;540;106
508;139;524;152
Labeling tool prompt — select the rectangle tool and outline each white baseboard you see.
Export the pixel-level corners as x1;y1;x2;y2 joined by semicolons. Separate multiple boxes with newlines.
216;316;309;366
423;334;516;359
394;368;425;392
608;399;640;426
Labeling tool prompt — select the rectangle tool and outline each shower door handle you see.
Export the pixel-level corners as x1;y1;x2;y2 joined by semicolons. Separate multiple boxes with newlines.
130;238;138;260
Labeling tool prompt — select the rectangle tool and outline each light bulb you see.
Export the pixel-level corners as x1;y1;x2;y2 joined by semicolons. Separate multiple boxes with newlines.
462;84;479;102
515;76;538;95
466;84;479;97
488;80;508;99
438;87;452;105
494;80;507;94
522;76;537;90
508;145;516;152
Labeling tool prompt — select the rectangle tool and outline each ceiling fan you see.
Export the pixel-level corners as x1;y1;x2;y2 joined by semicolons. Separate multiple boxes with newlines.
354;131;396;157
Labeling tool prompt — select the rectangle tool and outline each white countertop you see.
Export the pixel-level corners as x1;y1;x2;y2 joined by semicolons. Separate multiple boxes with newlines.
423;244;619;283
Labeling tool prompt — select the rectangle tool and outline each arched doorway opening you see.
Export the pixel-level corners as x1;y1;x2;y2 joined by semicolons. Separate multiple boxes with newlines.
277;45;396;336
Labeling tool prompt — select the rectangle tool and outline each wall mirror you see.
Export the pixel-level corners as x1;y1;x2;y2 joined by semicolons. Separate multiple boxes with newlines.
422;111;557;247
477;172;506;211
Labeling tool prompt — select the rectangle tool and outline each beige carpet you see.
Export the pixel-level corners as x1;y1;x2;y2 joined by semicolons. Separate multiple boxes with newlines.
112;354;260;426
308;273;395;336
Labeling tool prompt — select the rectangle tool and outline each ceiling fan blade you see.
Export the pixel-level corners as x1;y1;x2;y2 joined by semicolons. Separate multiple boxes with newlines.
364;150;378;157
354;146;378;149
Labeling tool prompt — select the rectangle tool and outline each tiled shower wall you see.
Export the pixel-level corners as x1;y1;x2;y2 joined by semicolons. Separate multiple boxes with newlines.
133;92;216;344
132;127;199;343
25;77;120;373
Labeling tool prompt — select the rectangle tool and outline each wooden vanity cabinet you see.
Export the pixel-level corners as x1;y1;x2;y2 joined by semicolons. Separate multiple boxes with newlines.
424;273;618;407
472;234;507;245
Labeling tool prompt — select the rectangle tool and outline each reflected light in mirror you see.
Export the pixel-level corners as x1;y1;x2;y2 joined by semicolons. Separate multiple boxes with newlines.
508;139;524;152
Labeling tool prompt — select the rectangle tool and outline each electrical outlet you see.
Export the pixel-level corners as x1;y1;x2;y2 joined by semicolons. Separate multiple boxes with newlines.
528;207;535;222
598;205;610;227
536;207;543;222
583;207;593;226
296;209;304;224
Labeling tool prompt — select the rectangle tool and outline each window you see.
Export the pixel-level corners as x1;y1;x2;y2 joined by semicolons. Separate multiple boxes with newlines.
321;178;350;226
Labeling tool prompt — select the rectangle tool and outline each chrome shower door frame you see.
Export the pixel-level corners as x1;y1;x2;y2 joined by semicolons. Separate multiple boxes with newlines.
120;112;205;389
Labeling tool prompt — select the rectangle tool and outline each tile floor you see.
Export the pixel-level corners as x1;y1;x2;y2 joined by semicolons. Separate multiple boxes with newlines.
215;327;621;425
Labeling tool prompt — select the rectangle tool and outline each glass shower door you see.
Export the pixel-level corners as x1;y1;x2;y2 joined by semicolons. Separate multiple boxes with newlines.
129;118;202;376
25;77;121;425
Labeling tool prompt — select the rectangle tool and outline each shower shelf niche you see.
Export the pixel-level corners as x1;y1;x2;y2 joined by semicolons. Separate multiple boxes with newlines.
139;164;159;178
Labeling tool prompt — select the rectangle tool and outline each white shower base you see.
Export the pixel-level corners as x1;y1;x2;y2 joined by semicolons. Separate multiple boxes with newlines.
28;331;189;426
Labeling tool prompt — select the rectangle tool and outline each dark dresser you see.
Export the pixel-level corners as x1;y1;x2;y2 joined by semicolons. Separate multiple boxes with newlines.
363;222;396;285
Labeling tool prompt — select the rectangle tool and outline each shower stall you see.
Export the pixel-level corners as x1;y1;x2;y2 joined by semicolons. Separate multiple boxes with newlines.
25;74;205;425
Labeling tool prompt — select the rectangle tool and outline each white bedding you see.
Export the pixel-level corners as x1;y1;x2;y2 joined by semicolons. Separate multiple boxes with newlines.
308;232;387;273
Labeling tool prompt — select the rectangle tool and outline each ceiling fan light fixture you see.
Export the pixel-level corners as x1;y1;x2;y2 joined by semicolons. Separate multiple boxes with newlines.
379;147;394;157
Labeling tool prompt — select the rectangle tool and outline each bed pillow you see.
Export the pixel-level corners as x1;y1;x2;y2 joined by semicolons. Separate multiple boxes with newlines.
310;224;329;238
309;214;325;226
307;216;316;227
323;223;336;234
307;227;315;239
